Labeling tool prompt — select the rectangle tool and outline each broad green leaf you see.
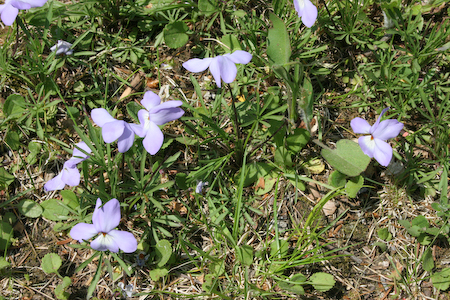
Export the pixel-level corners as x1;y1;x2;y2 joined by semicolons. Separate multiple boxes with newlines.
5;131;20;151
155;239;172;267
198;0;216;13
286;128;310;153
267;12;291;66
3;94;26;118
149;268;168;281
220;34;241;52
328;170;347;187
0;221;13;250
55;276;71;300
164;21;189;49
431;268;450;290
17;199;43;218
321;139;371;177
0;256;10;270
422;248;434;272
0;167;15;189
236;245;253;266
41;253;62;274
309;272;335;292
279;273;307;295
241;162;274;187
270;239;289;257
345;175;364;198
41;199;70;221
60;190;79;210
377;228;392;241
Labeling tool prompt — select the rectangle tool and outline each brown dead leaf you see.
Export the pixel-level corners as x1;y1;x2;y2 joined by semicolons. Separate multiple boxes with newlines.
146;78;159;89
322;200;337;217
120;72;143;100
255;177;265;191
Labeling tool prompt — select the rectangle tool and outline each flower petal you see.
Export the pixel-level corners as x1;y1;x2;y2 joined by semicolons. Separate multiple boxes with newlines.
44;172;65;192
20;0;48;8
141;91;161;111
182;58;213;73
350;117;372;134
1;4;18;26
61;163;81;186
142;122;164;155
208;56;223;88
149;101;184;125
10;0;30;9
372;119;404;141
129;122;146;138
302;0;318;28
108;230;138;253
373;138;393;167
92;198;121;234
90;233;119;252
358;135;376;158
220;57;238;84
70;223;98;243
91;108;117;127
69;141;91;166
102;120;125;143
225;50;252;64
117;123;135;153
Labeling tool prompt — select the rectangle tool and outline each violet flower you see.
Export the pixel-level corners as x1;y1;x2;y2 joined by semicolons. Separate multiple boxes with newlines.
91;108;135;153
51;40;73;56
70;198;137;253
131;91;184;155
182;50;252;88
293;0;318;28
195;181;208;194
0;0;47;26
44;142;91;192
350;108;404;167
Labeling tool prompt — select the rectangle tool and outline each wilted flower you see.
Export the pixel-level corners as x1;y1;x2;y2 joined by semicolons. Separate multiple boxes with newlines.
131;91;184;155
118;282;133;298
44;142;91;191
182;50;252;88
70;198;137;253
0;0;47;26
293;0;318;28
51;40;73;56
91;108;135;153
195;181;208;194
135;251;149;267
351;108;404;167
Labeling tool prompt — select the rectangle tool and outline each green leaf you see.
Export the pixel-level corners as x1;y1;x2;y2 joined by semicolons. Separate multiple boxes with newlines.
270;239;289;257
55;276;71;300
236;245;253;266
41;253;62;274
149;267;168;281
0;256;10;270
3;94;26;118
0;167;15;189
422;248;434;272
328;170;347;187
286;128;310;153
279;273;307;295
374;241;387;252
309;272;335;292
60;190;79;210
17;199;43;218
241;162;274;187
431;268;450;290
210;260;225;276
412;215;429;228
5;131;20;151
126;101;141;122
0;221;13;251
164;21;189;49
198;0;216;13
41;199;70;221
202;273;217;293
321;139;371;177
345;175;364;198
377;228;392;241
155;239;172;268
220;34;241;52
267;12;291;66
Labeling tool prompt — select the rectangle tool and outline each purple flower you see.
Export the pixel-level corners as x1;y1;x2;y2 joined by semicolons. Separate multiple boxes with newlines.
195;181;208;194
70;198;137;253
294;0;318;28
0;0;47;26
44;142;91;192
51;40;73;56
351;108;404;167
182;50;252;88
131;91;184;155
91;108;135;153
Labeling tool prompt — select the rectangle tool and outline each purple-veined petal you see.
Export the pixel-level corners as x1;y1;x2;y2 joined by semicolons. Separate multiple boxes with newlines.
294;0;318;28
70;223;98;243
117;123;135;153
358;135;376;158
101;120;125;143
225;50;252;64
142;122;164;155
350;117;372;134
129;123;146;138
91;108;117;127
61;163;81;186
108;230;137;253
1;4;18;26
182;57;213;73
149;101;184;125
90;233;119;252
372;119;404;141
220;57;238;84
10;0;30;9
44;172;65;192
208;57;223;88
92;198;121;234
141;91;161;111
373;138;393;167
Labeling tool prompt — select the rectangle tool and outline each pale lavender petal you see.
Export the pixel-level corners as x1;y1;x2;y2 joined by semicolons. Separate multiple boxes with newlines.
294;0;318;28
350;117;372;134
21;0;47;8
371;107;390;132
220;57;238;84
372;119;404;141
142;123;164;155
69;141;91;165
44;172;65;191
373;139;393;167
358;135;376;158
91;108;117;127
10;0;30;9
1;4;18;26
137;109;149;132
149;101;184;125
117;123;135;153
61;163;81;186
70;223;98;243
129;123;146;138
141;91;161;111
108;230;137;253
101;120;125;143
92;198;121;234
208;57;223;88
90;233;119;252
225;50;252;64
182;58;213;73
